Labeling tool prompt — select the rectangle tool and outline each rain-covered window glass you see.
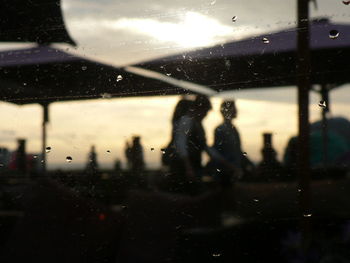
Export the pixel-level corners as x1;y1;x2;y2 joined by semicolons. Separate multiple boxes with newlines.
0;0;350;262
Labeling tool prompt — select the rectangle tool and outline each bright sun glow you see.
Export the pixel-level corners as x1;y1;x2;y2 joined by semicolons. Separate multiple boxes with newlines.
108;12;234;47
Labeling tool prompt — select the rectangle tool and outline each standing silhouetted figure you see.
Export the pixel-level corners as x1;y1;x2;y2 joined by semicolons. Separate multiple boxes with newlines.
86;145;99;176
16;139;27;175
128;136;145;174
208;100;251;187
257;133;282;180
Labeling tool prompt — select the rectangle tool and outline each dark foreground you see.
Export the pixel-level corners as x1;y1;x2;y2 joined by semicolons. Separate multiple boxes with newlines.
1;171;350;263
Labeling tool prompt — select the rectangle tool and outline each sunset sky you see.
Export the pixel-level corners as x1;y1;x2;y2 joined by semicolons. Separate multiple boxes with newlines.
0;0;349;169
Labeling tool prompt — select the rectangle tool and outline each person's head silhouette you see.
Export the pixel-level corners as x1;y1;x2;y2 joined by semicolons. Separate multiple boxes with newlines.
192;95;212;120
172;98;193;123
220;100;237;121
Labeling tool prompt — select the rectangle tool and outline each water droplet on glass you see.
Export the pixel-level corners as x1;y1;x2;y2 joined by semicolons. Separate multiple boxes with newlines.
243;152;247;156
166;73;171;76
117;75;123;82
216;168;221;172
106;150;111;153
0;164;3;167
342;0;350;5
176;67;181;72
212;253;221;257
329;30;339;39
151;148;155;152
210;0;216;5
45;146;51;153
66;156;73;163
297;188;302;192
262;37;270;44
81;66;87;71
253;198;259;202
23;82;27;86
232;16;237;22
33;155;38;159
303;213;312;218
318;100;327;108
161;149;166;154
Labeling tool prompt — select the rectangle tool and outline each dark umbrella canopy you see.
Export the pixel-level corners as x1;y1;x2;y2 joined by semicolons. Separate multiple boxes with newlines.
1;0;76;46
136;18;350;91
0;46;182;105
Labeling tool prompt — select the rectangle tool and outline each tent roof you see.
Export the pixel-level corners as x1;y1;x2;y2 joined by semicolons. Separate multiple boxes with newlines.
136;18;350;90
140;18;350;64
0;46;181;105
1;0;76;45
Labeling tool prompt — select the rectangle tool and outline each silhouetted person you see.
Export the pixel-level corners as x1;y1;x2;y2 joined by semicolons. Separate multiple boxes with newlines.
86;145;98;176
161;98;194;192
114;158;122;175
128;136;145;174
125;141;132;170
172;95;212;191
257;133;282;180
162;97;193;167
208;100;252;187
16;139;27;174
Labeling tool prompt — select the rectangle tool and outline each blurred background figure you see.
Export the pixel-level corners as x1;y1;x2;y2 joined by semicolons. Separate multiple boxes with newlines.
161;97;194;191
130;136;145;174
170;95;212;194
256;133;282;180
124;136;145;187
86;145;99;176
207;100;253;188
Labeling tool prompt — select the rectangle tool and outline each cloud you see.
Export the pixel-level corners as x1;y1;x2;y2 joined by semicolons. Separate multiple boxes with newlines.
69;12;234;48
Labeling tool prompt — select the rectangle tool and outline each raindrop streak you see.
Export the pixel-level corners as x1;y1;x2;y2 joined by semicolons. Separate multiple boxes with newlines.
343;0;350;5
232;16;237;22
117;75;123;82
66;156;73;163
81;66;87;71
45;146;51;153
318;100;327;108
262;37;270;44
303;213;312;218
329;30;339;39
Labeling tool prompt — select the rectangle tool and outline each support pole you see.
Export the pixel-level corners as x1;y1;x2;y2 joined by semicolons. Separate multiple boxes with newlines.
297;0;312;245
41;103;49;175
321;85;329;168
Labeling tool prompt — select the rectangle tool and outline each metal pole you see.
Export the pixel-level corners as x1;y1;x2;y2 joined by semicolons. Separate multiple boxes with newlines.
297;0;312;245
41;103;49;175
321;85;329;168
